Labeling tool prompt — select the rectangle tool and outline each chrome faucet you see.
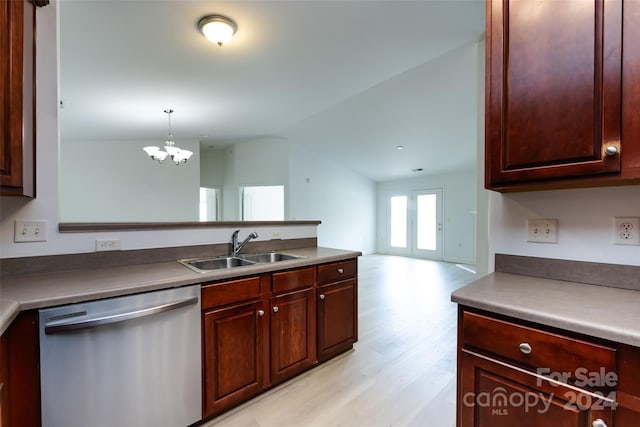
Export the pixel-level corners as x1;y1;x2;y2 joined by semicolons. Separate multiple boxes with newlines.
231;230;258;256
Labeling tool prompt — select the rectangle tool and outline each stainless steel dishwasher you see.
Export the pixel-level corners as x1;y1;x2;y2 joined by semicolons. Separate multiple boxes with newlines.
39;285;201;427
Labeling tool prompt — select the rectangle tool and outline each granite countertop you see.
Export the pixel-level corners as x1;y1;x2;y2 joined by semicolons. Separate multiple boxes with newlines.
0;246;361;335
451;272;640;347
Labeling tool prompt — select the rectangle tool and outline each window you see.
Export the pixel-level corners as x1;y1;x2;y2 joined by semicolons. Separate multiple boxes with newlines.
241;185;284;221
390;195;408;248
416;193;437;251
199;187;219;221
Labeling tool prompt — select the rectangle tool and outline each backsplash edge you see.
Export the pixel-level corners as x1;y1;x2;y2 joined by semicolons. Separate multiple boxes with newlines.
495;253;640;291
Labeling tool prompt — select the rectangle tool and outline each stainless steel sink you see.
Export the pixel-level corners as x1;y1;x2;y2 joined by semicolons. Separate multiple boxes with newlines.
178;252;304;273
178;256;256;273
238;252;304;263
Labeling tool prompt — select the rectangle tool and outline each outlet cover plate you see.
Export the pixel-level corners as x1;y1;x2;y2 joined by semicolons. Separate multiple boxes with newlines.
613;217;640;245
527;218;558;244
96;239;122;252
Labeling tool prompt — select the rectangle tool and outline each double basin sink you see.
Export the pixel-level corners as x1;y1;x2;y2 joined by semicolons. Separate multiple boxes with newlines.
178;252;304;273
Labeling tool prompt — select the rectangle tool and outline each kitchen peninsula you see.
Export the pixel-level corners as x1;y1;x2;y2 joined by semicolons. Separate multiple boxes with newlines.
0;244;361;426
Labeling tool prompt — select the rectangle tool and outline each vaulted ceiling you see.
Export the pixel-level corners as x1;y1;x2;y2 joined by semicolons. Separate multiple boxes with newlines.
59;1;485;182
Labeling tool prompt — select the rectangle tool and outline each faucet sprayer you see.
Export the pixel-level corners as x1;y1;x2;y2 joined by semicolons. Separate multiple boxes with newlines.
231;230;259;256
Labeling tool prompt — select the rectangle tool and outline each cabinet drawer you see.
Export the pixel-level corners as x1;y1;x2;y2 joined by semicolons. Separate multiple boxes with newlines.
272;267;315;294
462;311;616;382
202;277;261;309
317;259;357;285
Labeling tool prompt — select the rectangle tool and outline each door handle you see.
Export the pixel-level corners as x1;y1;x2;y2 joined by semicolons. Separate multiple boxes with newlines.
44;296;198;334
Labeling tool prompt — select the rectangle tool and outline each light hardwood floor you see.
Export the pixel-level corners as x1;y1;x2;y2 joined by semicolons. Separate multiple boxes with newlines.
202;254;477;427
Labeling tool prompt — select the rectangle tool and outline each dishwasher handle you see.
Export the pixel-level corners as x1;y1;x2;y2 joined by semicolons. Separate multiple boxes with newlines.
44;296;199;334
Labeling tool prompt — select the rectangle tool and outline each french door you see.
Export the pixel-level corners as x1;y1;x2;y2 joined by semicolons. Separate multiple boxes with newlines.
389;188;443;260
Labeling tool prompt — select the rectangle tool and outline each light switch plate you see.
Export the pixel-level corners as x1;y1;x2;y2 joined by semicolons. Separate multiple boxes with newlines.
14;220;48;242
527;219;558;243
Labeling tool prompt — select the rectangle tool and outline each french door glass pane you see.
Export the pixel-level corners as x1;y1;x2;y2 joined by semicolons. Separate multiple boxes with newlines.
390;196;407;248
416;194;436;250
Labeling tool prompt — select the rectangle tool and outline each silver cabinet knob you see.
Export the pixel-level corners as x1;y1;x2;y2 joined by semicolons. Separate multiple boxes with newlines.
319;294;325;300
519;342;532;354
273;306;279;313
605;145;618;156
592;419;608;427
337;268;344;274
257;310;264;317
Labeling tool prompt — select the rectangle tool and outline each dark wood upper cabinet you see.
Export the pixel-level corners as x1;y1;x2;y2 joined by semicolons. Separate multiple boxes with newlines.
485;0;640;191
1;0;35;197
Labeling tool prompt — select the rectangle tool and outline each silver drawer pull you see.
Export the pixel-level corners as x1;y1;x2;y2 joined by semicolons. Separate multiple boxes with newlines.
592;419;608;427
519;342;532;354
319;294;325;300
337;268;344;274
273;306;279;313
257;310;264;317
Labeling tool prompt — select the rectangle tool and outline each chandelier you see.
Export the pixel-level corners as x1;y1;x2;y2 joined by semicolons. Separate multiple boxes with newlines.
143;109;193;164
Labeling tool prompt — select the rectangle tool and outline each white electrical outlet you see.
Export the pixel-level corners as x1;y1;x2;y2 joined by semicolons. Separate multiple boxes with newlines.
96;239;121;252
613;217;640;245
527;219;558;243
14;220;48;242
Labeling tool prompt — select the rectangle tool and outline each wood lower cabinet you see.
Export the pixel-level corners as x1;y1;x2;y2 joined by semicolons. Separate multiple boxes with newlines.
615;345;640;425
485;0;640;191
317;259;358;361
0;311;40;427
460;351;614;426
270;288;316;384
457;308;640;427
202;276;269;418
0;335;7;427
270;267;316;384
201;258;358;422
203;299;268;417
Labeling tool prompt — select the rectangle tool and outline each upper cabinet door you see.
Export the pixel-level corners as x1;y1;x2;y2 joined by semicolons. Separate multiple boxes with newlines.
1;0;35;197
485;0;623;190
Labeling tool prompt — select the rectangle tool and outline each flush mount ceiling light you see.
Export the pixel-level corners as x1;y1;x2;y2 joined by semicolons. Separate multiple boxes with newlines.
143;109;193;165
198;14;237;47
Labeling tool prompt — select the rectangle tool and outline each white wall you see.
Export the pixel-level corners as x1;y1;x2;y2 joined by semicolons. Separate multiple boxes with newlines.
214;137;290;220
376;170;477;264
289;144;376;254
475;40;490;277
200;148;226;188
473;36;640;273
0;3;61;258
488;186;640;269
221;145;236;220
60;139;200;221
233;137;289;187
